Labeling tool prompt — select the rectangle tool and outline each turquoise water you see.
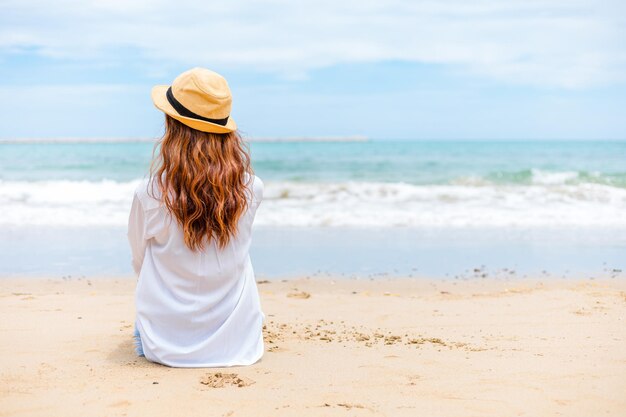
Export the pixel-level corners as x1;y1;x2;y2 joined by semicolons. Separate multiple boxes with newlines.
1;139;625;229
1;140;625;186
1;139;625;277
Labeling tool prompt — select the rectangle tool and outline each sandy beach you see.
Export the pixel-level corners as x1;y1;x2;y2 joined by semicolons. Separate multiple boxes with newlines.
1;276;625;416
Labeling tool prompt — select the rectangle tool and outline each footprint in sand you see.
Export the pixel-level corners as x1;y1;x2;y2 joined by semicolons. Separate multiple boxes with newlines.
199;372;255;388
287;291;311;299
108;400;132;408
337;403;366;410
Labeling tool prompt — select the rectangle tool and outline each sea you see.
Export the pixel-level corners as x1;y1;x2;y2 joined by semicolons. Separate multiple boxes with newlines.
1;139;625;278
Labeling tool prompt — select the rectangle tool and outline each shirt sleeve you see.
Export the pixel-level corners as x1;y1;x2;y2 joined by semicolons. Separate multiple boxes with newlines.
253;175;264;207
127;193;147;276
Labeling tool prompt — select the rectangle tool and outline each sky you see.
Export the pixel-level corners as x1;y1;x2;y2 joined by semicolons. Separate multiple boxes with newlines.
0;0;625;140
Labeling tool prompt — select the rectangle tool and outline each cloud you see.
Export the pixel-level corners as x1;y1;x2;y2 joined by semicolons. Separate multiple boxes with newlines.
1;0;625;88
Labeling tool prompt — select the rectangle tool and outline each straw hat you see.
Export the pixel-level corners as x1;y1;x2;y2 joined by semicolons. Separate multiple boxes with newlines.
151;67;237;133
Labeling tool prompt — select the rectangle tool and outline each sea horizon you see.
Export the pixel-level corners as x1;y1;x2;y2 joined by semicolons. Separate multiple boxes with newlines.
1;137;625;143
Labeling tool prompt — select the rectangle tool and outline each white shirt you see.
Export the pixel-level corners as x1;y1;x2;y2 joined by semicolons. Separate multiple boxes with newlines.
128;174;265;368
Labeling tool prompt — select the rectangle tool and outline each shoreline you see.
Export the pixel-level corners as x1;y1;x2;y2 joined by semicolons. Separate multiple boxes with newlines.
2;226;625;279
1;275;625;416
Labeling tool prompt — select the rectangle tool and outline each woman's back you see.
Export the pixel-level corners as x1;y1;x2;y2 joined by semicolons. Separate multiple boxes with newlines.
129;67;266;367
129;174;265;367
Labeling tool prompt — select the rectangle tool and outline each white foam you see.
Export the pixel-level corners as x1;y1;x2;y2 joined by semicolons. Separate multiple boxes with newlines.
1;179;625;228
258;181;626;227
0;179;142;226
530;168;580;185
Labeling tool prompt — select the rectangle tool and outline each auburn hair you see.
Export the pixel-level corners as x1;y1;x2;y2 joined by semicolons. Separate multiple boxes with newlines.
149;115;253;250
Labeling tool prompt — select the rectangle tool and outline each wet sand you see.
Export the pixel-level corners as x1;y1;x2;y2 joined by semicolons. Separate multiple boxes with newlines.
1;276;625;416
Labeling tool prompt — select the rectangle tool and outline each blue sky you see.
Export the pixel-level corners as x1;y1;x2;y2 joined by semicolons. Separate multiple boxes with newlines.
1;0;625;140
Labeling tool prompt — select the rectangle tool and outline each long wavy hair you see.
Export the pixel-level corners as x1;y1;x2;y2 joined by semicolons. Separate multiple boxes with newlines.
149;115;253;250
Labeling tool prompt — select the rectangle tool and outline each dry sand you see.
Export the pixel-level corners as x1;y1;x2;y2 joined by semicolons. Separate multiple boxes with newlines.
1;276;625;416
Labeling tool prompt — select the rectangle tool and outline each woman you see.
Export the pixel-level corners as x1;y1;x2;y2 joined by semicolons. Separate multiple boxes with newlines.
128;67;265;368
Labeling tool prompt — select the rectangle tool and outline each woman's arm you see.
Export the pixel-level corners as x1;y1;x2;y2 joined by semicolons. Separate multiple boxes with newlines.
127;193;147;276
253;175;264;207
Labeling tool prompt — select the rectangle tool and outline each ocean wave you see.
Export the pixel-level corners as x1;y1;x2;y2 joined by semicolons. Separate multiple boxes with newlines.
453;168;625;188
1;178;625;228
529;168;581;185
0;179;141;226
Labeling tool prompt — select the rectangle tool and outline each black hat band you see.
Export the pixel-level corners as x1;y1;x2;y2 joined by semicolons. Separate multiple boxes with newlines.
166;87;229;126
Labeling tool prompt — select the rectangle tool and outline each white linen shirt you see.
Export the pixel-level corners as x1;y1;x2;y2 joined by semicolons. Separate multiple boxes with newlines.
128;174;265;368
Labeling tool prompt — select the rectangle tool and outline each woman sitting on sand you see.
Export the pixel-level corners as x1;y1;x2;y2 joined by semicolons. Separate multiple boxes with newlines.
127;67;265;367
